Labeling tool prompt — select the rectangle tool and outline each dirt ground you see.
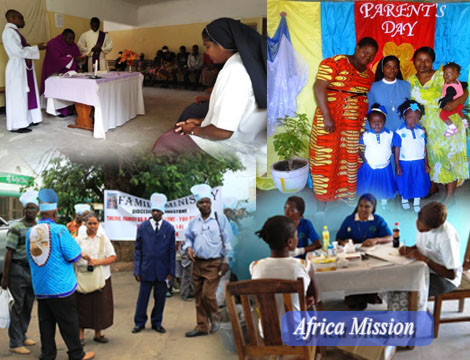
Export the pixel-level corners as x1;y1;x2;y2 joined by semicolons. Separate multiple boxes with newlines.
0;265;237;360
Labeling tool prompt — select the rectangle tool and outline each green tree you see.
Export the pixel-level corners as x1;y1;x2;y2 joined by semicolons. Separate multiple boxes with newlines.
41;158;104;223
31;153;243;224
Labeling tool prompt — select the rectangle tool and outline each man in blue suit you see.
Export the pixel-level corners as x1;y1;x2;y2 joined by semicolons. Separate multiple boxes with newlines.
132;193;176;334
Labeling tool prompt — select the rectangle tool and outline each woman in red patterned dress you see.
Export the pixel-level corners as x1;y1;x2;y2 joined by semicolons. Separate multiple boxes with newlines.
310;37;378;211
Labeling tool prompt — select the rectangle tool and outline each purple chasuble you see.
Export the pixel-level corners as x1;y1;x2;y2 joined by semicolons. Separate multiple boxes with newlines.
14;29;38;110
92;31;106;70
40;34;81;94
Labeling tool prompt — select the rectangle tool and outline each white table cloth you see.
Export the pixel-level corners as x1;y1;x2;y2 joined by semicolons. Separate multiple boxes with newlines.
44;72;145;139
314;247;429;311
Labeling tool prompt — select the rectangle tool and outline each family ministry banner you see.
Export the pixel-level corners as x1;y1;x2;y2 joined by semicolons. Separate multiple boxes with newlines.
104;187;223;241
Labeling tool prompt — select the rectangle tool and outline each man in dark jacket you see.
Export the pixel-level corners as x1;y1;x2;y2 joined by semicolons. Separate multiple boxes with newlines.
132;193;175;334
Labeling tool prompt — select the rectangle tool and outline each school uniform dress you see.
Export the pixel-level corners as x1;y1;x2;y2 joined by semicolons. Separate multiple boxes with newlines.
336;213;392;244
133;218;176;328
416;221;461;296
357;128;399;199
296;218;320;259
395;124;431;199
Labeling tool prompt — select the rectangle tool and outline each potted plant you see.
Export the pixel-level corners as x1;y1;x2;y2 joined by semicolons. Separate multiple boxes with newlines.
270;113;310;193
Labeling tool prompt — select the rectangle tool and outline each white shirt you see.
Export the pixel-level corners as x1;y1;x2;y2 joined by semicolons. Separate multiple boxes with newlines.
250;257;312;320
149;218;163;231
395;126;426;161
416;221;461;288
76;232;116;280
78;223;105;238
361;129;395;169
190;53;267;167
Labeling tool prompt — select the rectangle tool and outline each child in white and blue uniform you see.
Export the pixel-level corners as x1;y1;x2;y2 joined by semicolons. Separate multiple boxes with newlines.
357;103;400;208
395;99;431;212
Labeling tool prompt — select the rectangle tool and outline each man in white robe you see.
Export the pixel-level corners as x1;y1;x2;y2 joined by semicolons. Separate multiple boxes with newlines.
2;10;46;133
77;17;112;71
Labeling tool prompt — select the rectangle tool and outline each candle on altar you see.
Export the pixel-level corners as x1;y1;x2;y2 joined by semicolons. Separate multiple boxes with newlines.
94;60;98;76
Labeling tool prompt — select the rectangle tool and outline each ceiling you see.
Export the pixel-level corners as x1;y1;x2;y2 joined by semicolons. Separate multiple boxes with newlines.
119;0;177;6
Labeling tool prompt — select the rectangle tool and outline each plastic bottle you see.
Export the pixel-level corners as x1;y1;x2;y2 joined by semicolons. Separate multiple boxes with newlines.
322;225;330;252
344;239;355;254
393;222;400;248
327;241;336;256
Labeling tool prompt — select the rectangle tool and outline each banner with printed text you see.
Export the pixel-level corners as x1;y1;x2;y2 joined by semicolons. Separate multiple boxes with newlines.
354;1;437;78
104;187;223;241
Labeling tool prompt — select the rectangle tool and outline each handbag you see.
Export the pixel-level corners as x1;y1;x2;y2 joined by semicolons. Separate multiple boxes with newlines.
0;287;14;328
76;235;106;294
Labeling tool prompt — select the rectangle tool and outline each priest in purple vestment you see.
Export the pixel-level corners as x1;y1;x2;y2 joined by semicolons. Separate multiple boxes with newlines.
40;29;83;116
40;29;83;94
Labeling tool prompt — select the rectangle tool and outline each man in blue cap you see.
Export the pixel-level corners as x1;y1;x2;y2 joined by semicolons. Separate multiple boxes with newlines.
26;189;95;360
184;184;231;338
132;193;176;334
2;190;38;355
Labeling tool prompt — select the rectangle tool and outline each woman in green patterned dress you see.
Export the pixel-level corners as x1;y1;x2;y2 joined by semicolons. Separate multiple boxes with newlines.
408;47;468;204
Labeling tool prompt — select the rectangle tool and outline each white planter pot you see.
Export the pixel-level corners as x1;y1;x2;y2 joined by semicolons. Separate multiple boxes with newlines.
270;159;309;194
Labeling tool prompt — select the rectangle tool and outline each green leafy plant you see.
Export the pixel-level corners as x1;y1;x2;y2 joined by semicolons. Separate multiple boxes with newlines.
273;113;310;170
22;153;243;224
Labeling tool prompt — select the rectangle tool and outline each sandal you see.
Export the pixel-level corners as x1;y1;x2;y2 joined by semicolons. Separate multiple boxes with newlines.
93;336;109;344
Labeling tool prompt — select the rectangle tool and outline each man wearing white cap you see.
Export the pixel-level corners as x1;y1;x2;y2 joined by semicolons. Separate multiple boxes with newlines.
184;184;231;337
132;193;175;334
1;190;38;355
26;189;95;360
67;204;91;238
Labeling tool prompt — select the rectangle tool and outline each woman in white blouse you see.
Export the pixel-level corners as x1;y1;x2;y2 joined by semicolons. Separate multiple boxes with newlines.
152;18;267;175
76;213;116;345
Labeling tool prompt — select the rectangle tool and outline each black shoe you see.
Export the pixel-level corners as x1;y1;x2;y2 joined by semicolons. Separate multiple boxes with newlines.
152;325;166;334
12;127;32;133
185;329;208;337
209;322;220;334
131;326;144;333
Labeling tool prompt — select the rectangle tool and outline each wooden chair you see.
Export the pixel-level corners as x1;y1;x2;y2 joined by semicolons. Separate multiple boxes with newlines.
432;231;470;338
225;277;319;360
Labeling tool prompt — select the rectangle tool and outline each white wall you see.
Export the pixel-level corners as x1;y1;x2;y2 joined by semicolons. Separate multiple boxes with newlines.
136;0;266;28
46;0;138;25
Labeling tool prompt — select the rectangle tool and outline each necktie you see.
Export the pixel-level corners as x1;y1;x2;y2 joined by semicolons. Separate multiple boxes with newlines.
155;222;159;232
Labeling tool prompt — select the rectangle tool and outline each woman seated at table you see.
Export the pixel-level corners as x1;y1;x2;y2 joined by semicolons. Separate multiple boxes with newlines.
336;194;392;309
283;196;321;259
399;202;461;297
251;215;320;318
336;193;392;247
